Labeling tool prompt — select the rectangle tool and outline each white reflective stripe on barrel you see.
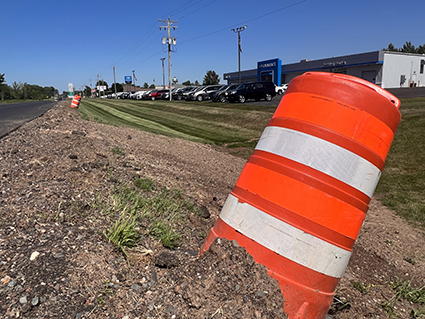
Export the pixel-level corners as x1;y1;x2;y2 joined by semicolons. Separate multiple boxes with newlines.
255;126;381;198
220;194;352;278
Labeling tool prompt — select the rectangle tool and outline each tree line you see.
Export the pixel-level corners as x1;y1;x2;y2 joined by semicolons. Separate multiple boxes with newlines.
384;41;425;54
0;73;58;101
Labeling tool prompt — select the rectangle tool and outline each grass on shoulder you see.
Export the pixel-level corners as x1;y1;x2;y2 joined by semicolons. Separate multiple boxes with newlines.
99;177;202;258
375;97;425;230
78;98;275;155
382;278;425;318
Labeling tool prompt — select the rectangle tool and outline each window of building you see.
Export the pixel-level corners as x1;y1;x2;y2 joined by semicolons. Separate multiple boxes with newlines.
420;60;424;74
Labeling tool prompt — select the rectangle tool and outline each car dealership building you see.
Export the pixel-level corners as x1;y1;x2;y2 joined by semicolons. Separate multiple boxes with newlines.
223;50;425;89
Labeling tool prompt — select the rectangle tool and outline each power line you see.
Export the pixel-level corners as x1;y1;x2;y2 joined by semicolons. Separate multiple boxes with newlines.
102;0;308;84
180;0;308;44
161;0;199;20
177;0;218;20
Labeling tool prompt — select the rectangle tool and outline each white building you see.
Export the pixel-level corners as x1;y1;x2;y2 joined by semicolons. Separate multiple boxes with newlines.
224;50;425;89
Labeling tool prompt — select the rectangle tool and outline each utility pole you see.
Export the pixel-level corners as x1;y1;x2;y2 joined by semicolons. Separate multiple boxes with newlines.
132;70;137;91
96;74;101;98
160;58;166;89
111;66;117;97
159;17;178;101
231;25;247;85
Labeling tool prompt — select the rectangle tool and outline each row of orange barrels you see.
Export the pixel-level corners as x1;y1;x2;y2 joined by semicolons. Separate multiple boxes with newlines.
70;95;81;108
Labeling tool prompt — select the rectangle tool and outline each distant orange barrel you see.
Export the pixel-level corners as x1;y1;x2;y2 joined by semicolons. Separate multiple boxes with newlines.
71;95;81;108
201;72;401;319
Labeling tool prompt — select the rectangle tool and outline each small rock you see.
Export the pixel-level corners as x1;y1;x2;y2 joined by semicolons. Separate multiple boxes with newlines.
131;284;141;293
53;253;64;258
1;275;11;285
7;280;17;288
231;240;240;248
71;131;86;136
31;296;39;306
69;154;78;159
255;290;266;298
19;296;27;304
30;251;40;261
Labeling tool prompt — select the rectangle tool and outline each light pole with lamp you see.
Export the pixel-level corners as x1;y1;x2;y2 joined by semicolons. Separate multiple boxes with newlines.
231;25;247;85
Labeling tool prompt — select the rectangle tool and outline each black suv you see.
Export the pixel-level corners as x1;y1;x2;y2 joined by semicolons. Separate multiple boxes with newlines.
211;84;238;102
226;82;276;103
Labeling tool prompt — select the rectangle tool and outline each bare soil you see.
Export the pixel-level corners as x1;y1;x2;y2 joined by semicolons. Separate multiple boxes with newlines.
0;101;424;319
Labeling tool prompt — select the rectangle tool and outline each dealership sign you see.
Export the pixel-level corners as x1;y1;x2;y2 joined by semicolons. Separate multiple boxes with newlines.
323;61;347;67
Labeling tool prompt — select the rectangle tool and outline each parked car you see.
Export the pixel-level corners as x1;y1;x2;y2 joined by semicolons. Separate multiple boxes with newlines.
118;92;131;99
161;88;177;100
226;82;276;103
172;86;196;100
147;89;168;100
130;91;144;99
186;85;222;101
275;83;289;95
115;92;125;99
181;86;199;100
137;90;153;100
211;84;238;102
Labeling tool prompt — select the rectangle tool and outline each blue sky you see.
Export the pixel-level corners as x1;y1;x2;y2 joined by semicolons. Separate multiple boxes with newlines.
1;0;424;93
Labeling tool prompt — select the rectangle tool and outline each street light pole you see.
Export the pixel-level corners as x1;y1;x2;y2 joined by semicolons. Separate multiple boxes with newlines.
160;58;166;89
231;25;247;85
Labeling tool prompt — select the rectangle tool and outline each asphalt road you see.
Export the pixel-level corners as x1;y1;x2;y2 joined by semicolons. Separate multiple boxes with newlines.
0;101;56;138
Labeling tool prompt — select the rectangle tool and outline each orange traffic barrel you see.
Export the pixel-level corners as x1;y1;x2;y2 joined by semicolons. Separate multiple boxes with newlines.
71;95;81;108
201;72;401;319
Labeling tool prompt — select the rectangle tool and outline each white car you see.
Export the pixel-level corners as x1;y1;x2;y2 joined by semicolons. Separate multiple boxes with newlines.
275;83;289;95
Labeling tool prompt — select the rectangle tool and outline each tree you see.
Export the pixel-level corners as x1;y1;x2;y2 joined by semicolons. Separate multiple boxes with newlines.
143;82;149;89
194;80;200;86
84;85;91;97
149;84;156;89
203;70;220;85
182;80;192;86
11;81;23;99
384;43;398;52
384;41;425;54
0;73;5;100
110;83;123;92
401;41;416;53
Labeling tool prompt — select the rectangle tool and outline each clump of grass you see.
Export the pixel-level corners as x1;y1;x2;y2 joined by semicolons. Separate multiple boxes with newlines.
104;214;139;257
99;181;200;252
134;177;154;191
149;221;181;249
382;278;425;317
352;281;368;294
112;146;125;156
